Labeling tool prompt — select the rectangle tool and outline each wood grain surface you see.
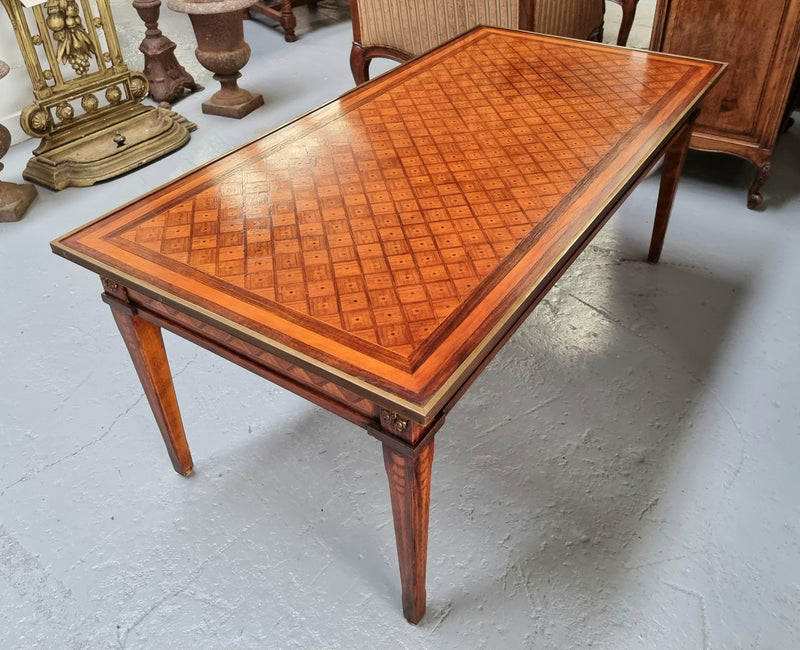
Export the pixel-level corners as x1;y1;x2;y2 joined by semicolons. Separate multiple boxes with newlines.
53;27;724;422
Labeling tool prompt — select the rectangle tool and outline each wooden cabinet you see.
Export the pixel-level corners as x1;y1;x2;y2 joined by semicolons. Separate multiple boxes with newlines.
650;0;800;208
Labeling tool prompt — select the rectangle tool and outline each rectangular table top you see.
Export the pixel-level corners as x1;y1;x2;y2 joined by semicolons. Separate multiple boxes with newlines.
52;27;723;423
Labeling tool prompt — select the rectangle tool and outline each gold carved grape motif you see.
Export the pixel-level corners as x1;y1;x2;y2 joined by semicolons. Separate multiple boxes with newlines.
44;0;96;75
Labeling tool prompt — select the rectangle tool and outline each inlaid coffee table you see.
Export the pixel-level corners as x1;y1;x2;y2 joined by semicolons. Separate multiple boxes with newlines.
52;27;723;624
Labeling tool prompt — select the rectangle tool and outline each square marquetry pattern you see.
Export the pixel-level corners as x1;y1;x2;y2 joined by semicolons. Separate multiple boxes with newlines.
54;28;722;418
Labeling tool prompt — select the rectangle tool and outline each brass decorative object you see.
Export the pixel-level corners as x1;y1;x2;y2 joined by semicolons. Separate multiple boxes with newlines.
381;410;408;434
0;58;38;222
168;0;263;119
132;0;200;105
0;0;197;190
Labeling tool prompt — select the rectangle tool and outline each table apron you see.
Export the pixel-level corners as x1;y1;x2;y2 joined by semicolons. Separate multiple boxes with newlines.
103;287;384;432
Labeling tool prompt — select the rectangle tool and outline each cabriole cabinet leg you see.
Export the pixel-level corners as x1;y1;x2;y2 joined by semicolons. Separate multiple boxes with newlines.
747;161;770;210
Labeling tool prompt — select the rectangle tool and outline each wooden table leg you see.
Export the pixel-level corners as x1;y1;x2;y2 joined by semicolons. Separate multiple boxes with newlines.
369;414;442;625
382;438;434;624
614;0;639;46
648;114;696;264
103;287;194;476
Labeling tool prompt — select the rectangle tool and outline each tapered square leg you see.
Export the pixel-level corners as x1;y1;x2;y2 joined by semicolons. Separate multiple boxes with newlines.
382;438;434;624
649;113;697;264
104;291;193;476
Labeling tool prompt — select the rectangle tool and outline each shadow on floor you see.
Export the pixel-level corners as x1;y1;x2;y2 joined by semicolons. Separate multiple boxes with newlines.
169;248;749;619
428;255;747;612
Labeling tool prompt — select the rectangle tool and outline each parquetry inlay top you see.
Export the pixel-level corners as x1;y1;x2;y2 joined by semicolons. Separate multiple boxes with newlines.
54;28;723;411
117;35;684;358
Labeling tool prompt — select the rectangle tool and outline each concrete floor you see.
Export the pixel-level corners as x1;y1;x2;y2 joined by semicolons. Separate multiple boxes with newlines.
2;2;799;648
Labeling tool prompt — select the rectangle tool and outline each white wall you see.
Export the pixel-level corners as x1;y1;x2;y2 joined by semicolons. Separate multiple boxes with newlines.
0;19;31;145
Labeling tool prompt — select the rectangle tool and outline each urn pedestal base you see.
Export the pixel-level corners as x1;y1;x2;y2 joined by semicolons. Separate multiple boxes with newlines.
202;84;264;119
170;0;263;120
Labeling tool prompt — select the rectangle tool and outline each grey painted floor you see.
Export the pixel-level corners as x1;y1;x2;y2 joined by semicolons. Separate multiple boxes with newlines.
2;2;799;648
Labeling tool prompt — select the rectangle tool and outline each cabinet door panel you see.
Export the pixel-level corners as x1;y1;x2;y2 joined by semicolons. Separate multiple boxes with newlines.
659;0;786;136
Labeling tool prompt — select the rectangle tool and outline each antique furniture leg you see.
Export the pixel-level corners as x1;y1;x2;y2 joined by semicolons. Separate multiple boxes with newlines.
747;161;771;210
132;0;200;106
612;0;639;46
368;415;441;625
381;437;434;624
248;0;321;43
102;281;194;476
276;0;297;42
648;115;696;264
